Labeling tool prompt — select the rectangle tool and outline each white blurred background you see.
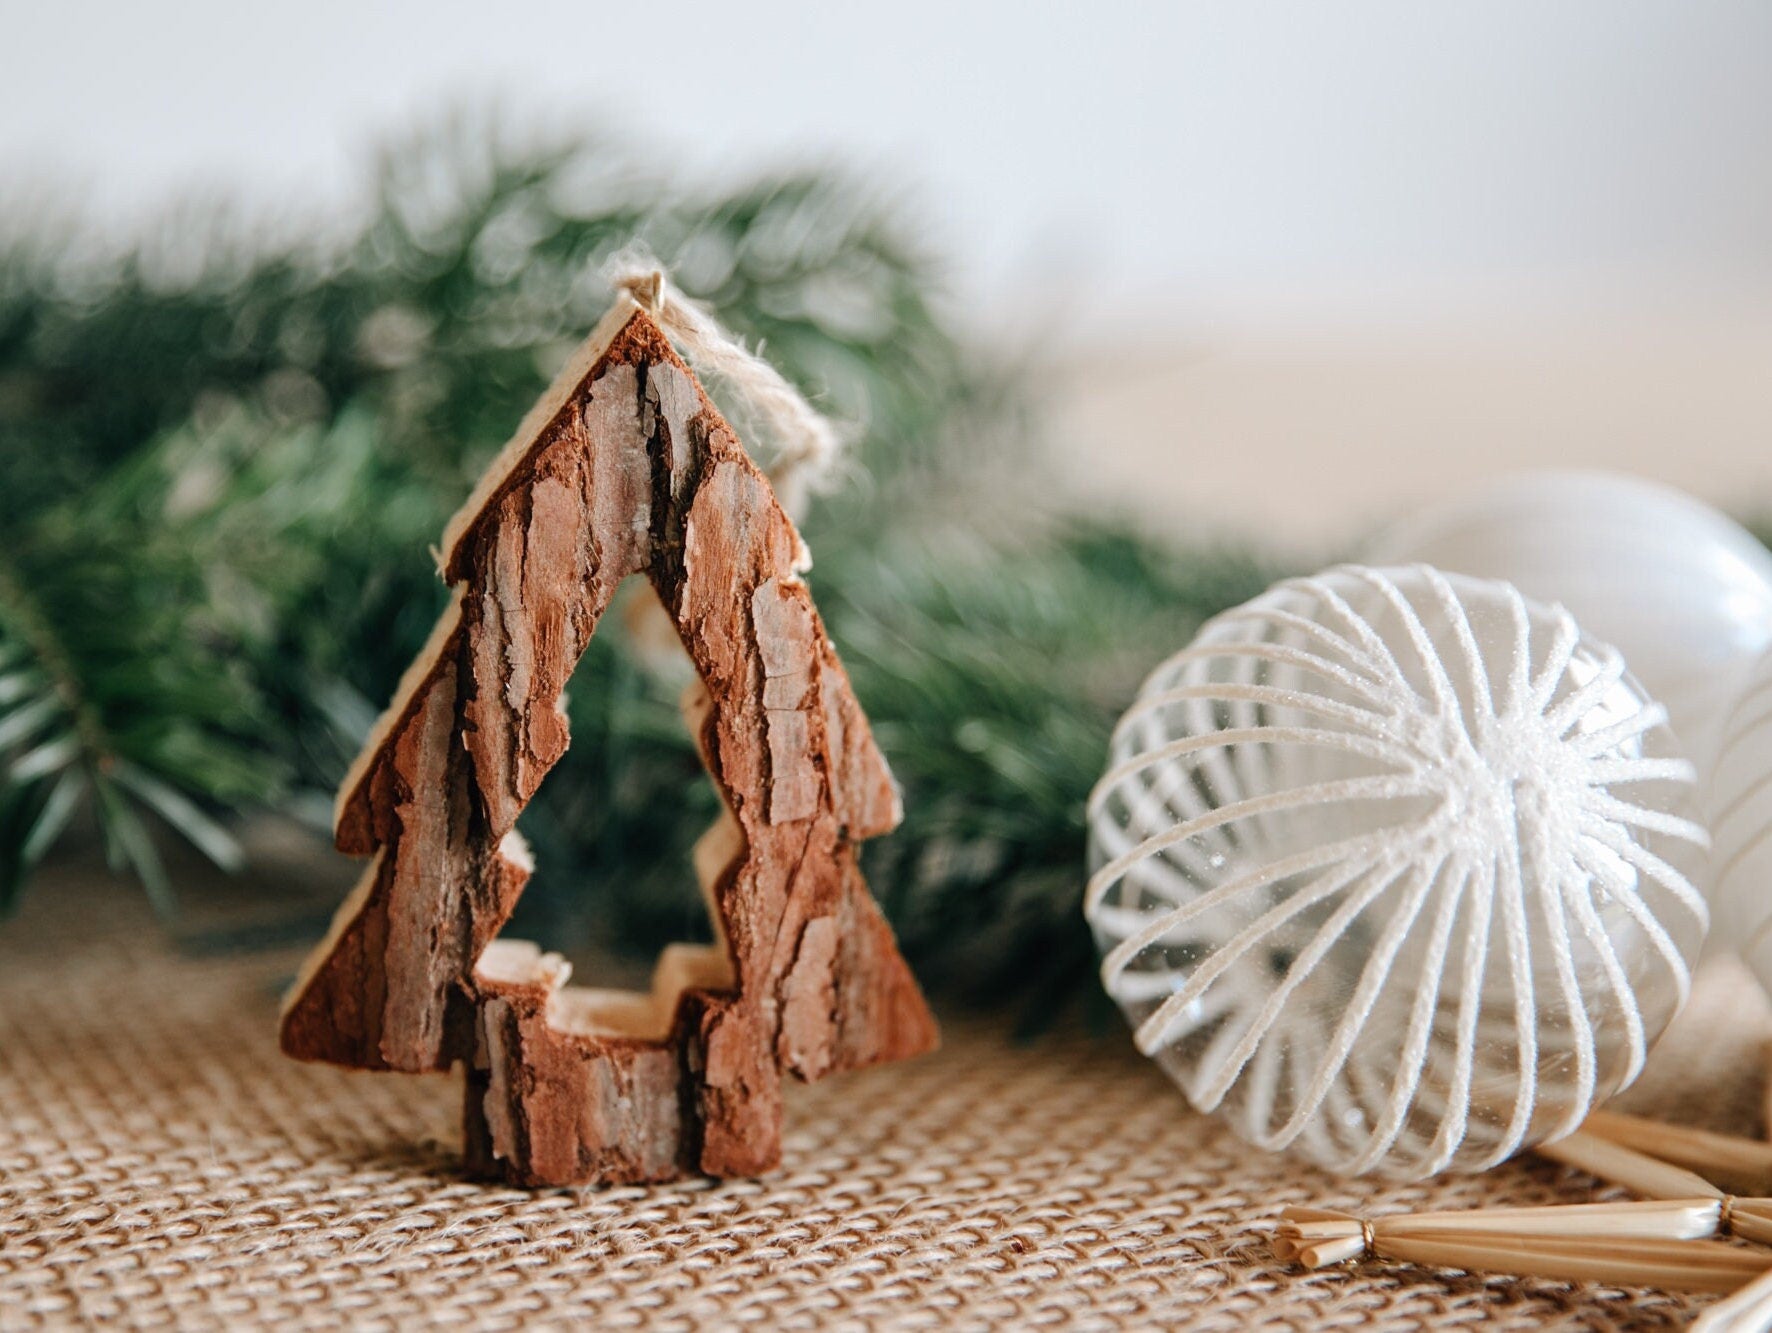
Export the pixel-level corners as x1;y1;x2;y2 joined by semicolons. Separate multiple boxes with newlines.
7;0;1769;551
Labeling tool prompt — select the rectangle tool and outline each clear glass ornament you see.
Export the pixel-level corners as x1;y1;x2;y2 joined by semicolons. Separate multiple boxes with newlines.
1085;564;1708;1180
1369;469;1772;768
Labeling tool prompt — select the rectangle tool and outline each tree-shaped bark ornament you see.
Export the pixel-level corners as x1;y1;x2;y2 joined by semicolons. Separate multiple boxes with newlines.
279;290;938;1187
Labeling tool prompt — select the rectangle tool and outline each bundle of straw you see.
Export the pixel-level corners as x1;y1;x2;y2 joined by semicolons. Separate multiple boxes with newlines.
1273;1051;1772;1328
1537;1127;1772;1245
1527;1123;1772;1328
1274;1203;1762;1292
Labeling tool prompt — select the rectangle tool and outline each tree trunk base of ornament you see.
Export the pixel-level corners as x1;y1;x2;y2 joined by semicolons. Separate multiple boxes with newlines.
457;938;793;1188
461;950;738;1188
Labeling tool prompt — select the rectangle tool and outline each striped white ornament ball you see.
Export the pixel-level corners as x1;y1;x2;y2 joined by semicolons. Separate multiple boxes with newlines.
1711;650;1772;1000
1368;470;1772;767
1085;565;1708;1180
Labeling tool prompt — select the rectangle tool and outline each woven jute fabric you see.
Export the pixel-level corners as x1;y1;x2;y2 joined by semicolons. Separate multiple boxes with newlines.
2;874;1765;1331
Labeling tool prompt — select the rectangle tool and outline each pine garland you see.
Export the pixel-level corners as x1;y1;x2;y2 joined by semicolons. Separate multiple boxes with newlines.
0;119;1281;1008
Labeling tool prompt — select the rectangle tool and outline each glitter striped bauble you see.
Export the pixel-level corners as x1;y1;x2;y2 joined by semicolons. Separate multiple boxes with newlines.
1086;565;1708;1179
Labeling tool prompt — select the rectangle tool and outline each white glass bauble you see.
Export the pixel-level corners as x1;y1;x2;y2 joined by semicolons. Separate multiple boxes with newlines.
1085;565;1708;1180
1711;650;1772;999
1368;470;1772;766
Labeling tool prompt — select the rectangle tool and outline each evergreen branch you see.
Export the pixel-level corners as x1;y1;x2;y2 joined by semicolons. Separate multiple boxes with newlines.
0;555;107;911
0;462;283;914
0;114;1282;1016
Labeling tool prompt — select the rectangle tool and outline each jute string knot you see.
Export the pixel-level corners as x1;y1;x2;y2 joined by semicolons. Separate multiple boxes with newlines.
606;253;844;522
1359;1218;1376;1258
604;250;845;674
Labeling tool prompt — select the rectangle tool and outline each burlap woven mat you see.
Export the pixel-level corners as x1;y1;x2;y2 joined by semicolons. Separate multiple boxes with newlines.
2;867;1764;1331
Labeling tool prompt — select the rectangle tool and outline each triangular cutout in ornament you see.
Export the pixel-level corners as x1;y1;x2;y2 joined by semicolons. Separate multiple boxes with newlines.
279;296;938;1186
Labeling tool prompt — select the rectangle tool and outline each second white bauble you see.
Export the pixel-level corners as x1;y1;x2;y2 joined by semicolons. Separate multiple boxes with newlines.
1086;565;1709;1180
1368;470;1772;767
1710;649;1772;1000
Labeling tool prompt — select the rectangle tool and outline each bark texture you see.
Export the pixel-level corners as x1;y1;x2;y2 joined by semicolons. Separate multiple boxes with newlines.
279;305;938;1186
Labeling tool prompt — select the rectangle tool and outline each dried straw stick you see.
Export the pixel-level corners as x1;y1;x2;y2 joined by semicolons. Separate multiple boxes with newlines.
1689;1056;1772;1327
1695;1264;1772;1332
1272;1095;1772;1314
1580;1110;1772;1195
1739;1204;1772;1251
1538;1129;1772;1246
1537;1130;1725;1200
1275;1205;1768;1293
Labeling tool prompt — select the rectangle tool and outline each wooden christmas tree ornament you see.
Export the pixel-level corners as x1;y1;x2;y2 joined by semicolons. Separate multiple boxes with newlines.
279;281;939;1187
